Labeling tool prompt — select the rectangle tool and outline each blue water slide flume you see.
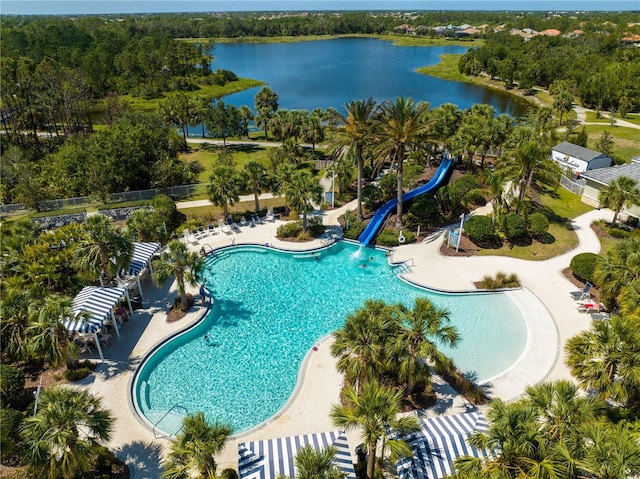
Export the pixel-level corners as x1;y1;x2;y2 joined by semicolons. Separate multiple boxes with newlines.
358;154;456;246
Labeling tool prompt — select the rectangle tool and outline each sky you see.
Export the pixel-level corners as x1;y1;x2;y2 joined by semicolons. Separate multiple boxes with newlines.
1;0;639;15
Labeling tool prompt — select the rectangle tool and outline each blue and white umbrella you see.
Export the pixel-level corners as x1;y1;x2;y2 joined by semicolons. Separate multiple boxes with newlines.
63;286;127;334
124;242;161;276
396;411;492;479
239;430;356;479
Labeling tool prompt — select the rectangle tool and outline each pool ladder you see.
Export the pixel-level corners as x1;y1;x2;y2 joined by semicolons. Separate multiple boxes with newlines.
153;404;188;439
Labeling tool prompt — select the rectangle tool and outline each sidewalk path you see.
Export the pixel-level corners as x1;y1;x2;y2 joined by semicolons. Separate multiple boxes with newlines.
78;203;612;478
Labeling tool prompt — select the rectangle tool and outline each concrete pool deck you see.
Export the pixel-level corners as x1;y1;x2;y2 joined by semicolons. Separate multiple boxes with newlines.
77;204;613;478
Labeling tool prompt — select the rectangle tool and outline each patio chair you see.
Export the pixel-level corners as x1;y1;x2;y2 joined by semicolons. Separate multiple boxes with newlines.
195;226;208;239
240;216;248;227
265;207;275;222
252;213;263;225
226;217;240;231
570;282;592;302
183;228;199;245
218;218;232;234
207;224;217;235
577;302;602;314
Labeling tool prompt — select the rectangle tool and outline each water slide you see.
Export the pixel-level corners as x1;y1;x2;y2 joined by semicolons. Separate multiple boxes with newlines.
358;155;455;246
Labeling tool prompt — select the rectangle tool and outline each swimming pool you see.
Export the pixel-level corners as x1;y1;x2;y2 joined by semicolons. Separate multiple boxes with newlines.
133;242;526;435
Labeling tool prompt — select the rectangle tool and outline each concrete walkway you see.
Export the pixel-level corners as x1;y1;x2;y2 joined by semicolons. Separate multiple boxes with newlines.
76;204;612;479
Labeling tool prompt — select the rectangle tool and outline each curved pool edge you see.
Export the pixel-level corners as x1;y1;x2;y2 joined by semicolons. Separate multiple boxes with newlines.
129;240;544;438
128;242;341;438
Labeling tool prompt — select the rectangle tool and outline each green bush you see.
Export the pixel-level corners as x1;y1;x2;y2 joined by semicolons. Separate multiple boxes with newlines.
378;173;397;200
0;365;25;408
609;227;630;239
376;229;416;247
1;408;23;458
479;272;520;289
464;215;497;244
276;221;303;238
528;212;550;238
361;184;382;207
501;213;527;241
221;469;239;479
64;367;91;381
570;252;598;284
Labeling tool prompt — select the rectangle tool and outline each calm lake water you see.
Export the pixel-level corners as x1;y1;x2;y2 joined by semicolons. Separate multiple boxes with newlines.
211;37;530;117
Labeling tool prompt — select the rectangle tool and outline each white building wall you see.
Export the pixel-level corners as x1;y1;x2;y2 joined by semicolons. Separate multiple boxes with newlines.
550;150;588;173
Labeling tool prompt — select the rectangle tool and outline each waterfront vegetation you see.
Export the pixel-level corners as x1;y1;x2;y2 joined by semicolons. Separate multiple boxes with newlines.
2;9;640;479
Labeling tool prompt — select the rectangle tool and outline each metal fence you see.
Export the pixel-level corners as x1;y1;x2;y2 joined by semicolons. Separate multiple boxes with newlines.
559;176;586;196
1;183;210;216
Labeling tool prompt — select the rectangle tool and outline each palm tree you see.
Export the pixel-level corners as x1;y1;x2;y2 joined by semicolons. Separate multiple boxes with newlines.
430;103;463;150
553;91;574;126
598;176;640;225
193;95;214;138
494;127;560;214
159;92;195;147
524;380;605;443
295;445;345;479
329;98;377;220
330;380;419;479
618;279;640;320
207;165;245;218
152;240;204;310
566;314;640;407
26;294;79;368
255;87;279;140
374;97;432;228
594;238;640;309
0;282;33;361
283;171;323;231
239;105;253;138
580;421;640;479
162;412;232;479
125;208;167;242
73;214;133;283
389;298;460;396
243;160;271;214
20;386;113;479
331;299;395;392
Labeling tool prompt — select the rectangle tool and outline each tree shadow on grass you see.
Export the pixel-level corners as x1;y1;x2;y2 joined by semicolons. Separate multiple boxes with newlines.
115;440;165;479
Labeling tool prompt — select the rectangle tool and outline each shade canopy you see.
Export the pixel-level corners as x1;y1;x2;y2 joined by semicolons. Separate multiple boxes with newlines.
239;430;356;479
124;242;160;276
63;286;127;334
396;411;492;479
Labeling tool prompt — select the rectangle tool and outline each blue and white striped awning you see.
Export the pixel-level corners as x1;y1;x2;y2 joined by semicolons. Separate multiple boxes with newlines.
396;411;492;479
63;286;126;334
239;430;356;479
124;242;160;276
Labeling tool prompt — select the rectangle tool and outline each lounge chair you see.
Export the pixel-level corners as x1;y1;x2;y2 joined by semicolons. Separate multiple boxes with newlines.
240;216;248;227
570;282;592;302
218;219;232;234
577;302;602;314
265;207;275;222
195;226;208;239
207;224;217;235
183;228;199;245
226;217;240;231
590;311;611;321
252;213;262;225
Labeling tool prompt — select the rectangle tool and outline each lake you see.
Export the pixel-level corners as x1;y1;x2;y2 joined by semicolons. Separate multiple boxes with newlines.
210;37;530;117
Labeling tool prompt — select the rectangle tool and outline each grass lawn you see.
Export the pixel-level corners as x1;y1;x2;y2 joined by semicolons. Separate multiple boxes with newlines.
477;188;593;261
584;125;640;161
93;78;264;112
178;197;285;222
181;144;272;183
621;113;640;127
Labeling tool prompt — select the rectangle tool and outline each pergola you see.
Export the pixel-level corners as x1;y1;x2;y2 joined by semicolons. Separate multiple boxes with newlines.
122;242;161;300
63;286;132;361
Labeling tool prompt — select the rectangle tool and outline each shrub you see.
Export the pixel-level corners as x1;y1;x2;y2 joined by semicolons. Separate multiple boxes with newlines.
64;367;91;381
221;469;238;479
570;252;598;284
0;408;23;458
0;365;25;408
277;221;303;238
609;226;630;239
361;184;382;207
479;272;520;289
500;213;527;241
464;215;497;244
528;212;550;238
376;229;416;247
378;173;397;200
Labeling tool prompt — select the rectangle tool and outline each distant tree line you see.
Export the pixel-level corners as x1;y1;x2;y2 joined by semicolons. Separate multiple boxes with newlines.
459;30;640;113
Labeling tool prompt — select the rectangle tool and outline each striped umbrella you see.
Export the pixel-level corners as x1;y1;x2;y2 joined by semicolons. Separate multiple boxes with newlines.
239;430;356;479
63;286;126;334
396;411;492;479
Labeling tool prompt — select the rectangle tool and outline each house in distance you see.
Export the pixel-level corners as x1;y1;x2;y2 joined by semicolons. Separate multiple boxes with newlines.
550;141;612;177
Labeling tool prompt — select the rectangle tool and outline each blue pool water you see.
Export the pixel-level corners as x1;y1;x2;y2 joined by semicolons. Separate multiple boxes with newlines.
133;242;526;434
